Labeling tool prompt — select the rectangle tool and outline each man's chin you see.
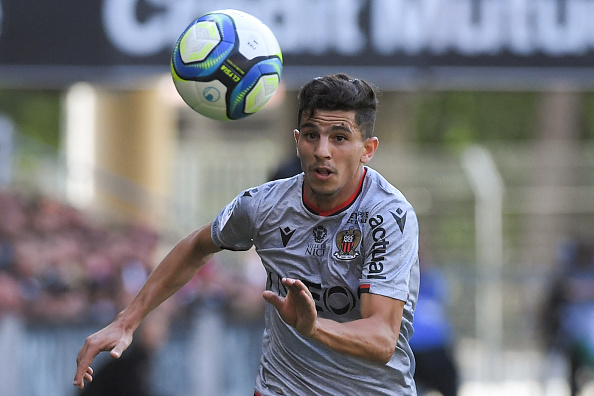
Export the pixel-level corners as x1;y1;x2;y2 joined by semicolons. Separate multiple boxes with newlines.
308;184;337;198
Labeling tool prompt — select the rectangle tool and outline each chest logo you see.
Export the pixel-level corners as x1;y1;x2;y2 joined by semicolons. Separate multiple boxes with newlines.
334;227;361;260
312;225;328;243
280;227;296;247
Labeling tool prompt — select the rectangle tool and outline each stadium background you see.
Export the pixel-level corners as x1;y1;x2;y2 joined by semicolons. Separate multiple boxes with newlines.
0;0;593;395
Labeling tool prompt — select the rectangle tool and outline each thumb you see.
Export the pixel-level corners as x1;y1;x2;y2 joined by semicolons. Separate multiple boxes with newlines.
110;339;130;359
262;290;282;308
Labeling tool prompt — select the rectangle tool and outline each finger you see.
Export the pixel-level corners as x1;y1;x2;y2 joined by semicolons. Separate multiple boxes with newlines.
284;278;306;291
74;364;92;388
292;279;311;295
282;277;296;287
286;279;312;301
74;341;100;387
282;278;301;294
74;367;93;389
262;290;283;308
74;358;91;387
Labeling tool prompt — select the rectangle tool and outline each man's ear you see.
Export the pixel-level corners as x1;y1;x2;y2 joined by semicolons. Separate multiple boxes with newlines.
294;129;300;157
361;137;379;164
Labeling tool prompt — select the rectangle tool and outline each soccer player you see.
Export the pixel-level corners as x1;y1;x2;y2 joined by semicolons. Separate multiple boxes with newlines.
74;73;420;395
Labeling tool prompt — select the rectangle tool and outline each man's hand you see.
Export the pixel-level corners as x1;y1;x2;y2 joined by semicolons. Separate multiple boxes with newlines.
262;278;317;337
73;319;134;389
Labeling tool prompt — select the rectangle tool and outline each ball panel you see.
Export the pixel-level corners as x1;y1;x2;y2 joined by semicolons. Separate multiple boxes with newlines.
244;74;279;114
227;58;282;119
222;9;282;61
172;13;236;81
173;63;230;121
180;21;220;63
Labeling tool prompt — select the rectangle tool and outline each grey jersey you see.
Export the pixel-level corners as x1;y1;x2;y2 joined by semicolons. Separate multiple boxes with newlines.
212;167;419;395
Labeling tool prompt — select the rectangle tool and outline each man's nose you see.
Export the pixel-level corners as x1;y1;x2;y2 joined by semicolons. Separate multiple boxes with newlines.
314;137;331;158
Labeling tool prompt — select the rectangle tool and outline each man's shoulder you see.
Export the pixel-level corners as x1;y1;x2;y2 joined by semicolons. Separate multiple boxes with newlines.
237;175;301;209
363;167;413;207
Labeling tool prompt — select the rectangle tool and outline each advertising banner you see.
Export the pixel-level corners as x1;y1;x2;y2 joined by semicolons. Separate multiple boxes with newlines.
1;0;594;88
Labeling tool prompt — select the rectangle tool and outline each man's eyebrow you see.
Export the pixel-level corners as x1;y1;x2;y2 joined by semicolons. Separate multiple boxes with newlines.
300;122;353;133
331;124;354;133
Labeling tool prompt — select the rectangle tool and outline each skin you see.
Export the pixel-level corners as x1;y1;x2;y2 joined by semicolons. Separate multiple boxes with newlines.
73;109;405;390
295;109;377;212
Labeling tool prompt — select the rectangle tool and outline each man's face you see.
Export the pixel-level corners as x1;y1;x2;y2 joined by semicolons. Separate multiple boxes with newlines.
295;109;378;212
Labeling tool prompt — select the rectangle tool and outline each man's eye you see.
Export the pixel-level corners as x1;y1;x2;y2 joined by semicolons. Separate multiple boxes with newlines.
336;135;346;141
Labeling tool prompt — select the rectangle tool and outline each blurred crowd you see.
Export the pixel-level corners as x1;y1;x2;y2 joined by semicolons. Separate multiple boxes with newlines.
0;189;266;325
0;189;267;396
0;189;164;325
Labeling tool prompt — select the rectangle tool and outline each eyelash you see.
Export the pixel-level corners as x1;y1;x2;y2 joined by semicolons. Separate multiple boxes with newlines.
304;133;347;142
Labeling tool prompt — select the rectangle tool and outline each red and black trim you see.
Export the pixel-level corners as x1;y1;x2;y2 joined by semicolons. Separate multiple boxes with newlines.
303;168;367;217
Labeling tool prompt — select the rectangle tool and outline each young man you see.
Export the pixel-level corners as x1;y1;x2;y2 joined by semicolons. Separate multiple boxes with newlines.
74;73;420;395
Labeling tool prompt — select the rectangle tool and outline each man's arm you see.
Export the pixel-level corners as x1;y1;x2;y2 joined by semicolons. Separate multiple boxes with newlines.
263;278;403;364
73;223;220;389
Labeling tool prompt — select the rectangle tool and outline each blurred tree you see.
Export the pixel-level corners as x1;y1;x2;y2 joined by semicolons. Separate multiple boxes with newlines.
413;91;537;144
0;90;61;149
583;93;594;140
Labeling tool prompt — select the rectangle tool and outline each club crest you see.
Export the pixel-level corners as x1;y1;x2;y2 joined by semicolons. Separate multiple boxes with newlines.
334;227;361;260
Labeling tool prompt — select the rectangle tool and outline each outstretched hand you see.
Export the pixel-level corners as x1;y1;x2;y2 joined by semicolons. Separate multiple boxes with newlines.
262;278;317;337
73;319;134;389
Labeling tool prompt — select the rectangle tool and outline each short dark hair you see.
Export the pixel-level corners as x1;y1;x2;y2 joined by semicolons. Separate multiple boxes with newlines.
297;73;378;140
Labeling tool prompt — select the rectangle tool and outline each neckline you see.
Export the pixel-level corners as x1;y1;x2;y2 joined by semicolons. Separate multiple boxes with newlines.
302;168;367;217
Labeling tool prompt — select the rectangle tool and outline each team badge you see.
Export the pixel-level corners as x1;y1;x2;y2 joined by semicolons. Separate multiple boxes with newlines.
312;225;327;243
333;227;361;260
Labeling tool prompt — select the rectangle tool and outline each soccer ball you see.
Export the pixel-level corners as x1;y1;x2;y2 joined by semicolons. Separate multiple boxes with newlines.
171;9;283;121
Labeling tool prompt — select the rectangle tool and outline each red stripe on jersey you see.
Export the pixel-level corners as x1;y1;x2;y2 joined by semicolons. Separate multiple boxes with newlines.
303;168;367;216
359;284;371;293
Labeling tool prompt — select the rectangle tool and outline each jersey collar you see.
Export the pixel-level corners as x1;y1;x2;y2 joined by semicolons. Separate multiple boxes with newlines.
302;168;367;217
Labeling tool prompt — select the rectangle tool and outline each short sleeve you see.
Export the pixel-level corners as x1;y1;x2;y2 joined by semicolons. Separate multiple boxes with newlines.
360;201;419;302
211;191;256;251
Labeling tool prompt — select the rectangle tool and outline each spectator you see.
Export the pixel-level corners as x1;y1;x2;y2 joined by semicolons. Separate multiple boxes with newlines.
410;239;459;396
541;237;594;396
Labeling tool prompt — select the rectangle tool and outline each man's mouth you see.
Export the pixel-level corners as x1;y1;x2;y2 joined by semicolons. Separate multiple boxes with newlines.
312;166;334;179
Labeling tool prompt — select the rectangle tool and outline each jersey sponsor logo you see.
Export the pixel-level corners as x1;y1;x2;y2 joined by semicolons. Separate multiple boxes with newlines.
279;226;296;247
366;214;388;280
346;210;369;224
322;285;357;315
333;226;361;260
266;270;358;316
390;208;407;233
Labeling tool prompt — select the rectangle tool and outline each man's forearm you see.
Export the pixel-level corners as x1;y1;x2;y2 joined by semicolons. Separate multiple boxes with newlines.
311;316;399;364
117;226;217;329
